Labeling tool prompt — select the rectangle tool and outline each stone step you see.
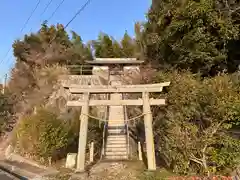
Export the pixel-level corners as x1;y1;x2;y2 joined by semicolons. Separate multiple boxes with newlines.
107;134;126;138
105;147;127;152
108;119;124;121
108;119;125;122
105;148;126;154
107;131;126;136
107;125;125;129
108;129;126;133
105;151;128;156
108;119;124;122
107;125;125;128
106;138;126;142
108;129;125;133
107;130;126;134
106;140;126;145
108;123;125;126
109;116;124;120
106;143;127;148
107;141;126;145
107;135;126;140
105;155;128;160
107;135;126;138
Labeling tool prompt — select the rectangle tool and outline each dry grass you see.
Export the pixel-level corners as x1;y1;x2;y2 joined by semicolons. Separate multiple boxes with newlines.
46;161;175;180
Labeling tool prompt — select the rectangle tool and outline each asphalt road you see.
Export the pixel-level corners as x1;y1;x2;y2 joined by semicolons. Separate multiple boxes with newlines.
0;169;18;180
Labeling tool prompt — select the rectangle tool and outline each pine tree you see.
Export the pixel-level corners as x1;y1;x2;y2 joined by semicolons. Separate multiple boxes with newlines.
121;31;135;58
93;33;115;58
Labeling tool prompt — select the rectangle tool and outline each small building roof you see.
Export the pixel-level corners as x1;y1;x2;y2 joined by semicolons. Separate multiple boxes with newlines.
86;58;144;66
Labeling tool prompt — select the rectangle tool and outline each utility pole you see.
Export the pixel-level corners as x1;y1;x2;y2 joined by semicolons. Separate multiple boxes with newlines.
2;74;7;94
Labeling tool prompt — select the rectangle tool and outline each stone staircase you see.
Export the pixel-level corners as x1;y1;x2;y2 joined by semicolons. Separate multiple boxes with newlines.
104;93;128;160
105;124;128;160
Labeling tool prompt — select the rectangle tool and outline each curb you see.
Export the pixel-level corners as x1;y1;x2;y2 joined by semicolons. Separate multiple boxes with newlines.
0;161;45;179
0;163;28;179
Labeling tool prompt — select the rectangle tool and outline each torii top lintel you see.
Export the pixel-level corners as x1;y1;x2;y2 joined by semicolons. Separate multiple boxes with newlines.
86;58;144;66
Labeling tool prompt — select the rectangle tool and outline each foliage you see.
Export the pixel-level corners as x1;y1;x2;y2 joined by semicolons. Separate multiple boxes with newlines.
12;106;104;161
0;93;13;134
9;64;69;115
93;33;119;58
64;108;104;158
13;22;92;67
9;23;141;117
92;31;140;58
145;0;240;75
121;31;136;57
143;1;240;173
12;108;76;160
151;71;240;175
12;22;93;80
9;23;86;115
6;0;240;175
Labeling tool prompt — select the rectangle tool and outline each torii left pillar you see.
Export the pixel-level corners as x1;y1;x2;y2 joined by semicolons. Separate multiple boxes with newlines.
76;93;90;172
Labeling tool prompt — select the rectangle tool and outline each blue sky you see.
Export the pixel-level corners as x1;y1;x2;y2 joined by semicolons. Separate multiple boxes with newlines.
0;0;151;82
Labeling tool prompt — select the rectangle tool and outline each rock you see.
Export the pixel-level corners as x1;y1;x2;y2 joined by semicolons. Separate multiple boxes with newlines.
4;145;13;159
65;153;77;169
32;176;47;180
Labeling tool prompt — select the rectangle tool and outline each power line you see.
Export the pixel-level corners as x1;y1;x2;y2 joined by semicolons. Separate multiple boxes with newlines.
1;0;93;94
40;0;93;66
48;0;93;44
2;0;93;69
65;0;92;28
20;0;42;33
0;48;12;65
31;0;65;32
29;0;55;32
40;0;54;18
0;0;42;65
48;0;66;21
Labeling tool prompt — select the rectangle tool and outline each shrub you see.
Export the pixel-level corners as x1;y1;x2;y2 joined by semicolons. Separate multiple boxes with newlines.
152;71;240;175
129;69;240;175
12;108;75;160
0;93;13;135
12;107;104;163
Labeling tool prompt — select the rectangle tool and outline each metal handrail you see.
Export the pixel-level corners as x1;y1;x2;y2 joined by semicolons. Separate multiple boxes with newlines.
100;120;107;159
123;94;130;159
100;94;109;160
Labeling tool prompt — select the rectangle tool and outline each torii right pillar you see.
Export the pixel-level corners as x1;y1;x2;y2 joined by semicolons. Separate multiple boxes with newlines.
143;91;156;170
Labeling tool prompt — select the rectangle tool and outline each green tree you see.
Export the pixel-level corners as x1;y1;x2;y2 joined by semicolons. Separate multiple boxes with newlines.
93;32;138;58
9;23;93;114
121;31;135;57
68;31;93;75
151;71;240;175
13;22;92;68
145;0;239;75
93;33;116;58
13;108;75;159
112;39;124;58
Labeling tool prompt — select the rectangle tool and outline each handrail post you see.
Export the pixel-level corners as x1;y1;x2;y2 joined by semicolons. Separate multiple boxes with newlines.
89;142;94;163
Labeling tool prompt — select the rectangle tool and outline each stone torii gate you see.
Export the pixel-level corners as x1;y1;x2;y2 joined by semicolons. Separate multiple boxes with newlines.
64;59;170;172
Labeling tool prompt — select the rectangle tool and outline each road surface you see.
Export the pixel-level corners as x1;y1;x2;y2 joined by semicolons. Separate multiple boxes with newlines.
0;169;18;180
